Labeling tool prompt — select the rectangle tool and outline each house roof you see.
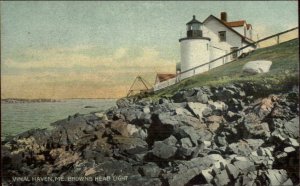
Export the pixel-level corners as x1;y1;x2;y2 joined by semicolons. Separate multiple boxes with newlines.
156;73;176;82
225;20;246;27
203;15;254;44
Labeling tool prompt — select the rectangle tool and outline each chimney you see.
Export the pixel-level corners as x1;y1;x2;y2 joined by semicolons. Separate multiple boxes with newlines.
221;12;227;22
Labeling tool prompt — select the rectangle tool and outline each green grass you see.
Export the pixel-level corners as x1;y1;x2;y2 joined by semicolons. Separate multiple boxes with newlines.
141;39;299;100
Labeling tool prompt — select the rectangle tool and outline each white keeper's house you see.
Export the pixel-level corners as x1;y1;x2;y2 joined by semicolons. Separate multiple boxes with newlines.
154;12;256;91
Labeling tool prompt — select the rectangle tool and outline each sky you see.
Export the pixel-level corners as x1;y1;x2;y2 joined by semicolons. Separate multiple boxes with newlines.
1;1;298;99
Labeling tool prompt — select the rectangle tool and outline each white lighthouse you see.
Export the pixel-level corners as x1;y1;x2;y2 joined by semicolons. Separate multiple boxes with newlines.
179;15;211;78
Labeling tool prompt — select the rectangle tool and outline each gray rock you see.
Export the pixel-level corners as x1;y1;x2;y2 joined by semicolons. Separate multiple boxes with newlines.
176;114;202;128
110;120;138;137
166;157;212;186
116;98;130;108
50;114;99;146
201;169;214;183
158;113;180;127
233;156;249;162
245;139;264;151
163;135;177;146
242;114;271;139
15;128;50;147
175;107;193;116
139;113;152;124
121;108;144;124
284;137;299;147
233;160;255;173
93;160;140;177
284;146;295;153
228;142;253;156
139;163;161;178
197;128;214;141
125;177;162;186
214;170;230;186
177;146;193;157
175;126;200;146
134;128;148;140
143;106;151;114
214;88;235;101
226;111;242;122
177;137;194;157
152;141;177;159
284;117;299;138
180;138;193;149
216;135;227;146
282;178;294;186
264;169;289;186
208;101;228;113
207;154;227;169
196;91;209;104
187;102;211;119
225;164;239;179
158;98;170;104
111;136;148;154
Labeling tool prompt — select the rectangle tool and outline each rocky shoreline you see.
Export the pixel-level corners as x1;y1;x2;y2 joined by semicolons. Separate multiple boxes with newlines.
2;82;299;185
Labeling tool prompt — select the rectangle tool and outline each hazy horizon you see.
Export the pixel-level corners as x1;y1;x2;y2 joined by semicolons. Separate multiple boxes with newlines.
1;1;298;99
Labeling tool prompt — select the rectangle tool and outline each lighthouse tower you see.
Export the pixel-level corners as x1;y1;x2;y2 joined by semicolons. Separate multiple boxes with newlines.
179;15;211;78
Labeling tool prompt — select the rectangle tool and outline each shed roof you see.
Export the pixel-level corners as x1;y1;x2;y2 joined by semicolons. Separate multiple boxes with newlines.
156;73;176;82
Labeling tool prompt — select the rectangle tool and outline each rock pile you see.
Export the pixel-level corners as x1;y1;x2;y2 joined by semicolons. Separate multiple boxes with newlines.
2;83;299;185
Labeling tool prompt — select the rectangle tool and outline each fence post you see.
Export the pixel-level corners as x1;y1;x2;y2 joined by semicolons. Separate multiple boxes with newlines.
222;57;225;64
277;35;280;44
193;69;195;75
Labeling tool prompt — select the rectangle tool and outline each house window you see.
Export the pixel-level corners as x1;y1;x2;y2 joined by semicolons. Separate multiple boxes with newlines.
231;47;238;59
219;31;226;42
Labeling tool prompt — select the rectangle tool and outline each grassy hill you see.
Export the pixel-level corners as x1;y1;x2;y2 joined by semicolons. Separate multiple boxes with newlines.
149;38;299;99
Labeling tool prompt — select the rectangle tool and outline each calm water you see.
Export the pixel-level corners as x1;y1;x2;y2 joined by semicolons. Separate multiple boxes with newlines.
1;99;116;140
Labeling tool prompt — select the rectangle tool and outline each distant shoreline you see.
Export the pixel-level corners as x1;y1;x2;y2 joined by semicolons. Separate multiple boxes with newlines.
1;98;63;103
1;98;117;104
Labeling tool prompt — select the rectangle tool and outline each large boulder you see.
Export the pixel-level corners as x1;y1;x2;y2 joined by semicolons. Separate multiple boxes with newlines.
116;98;131;108
283;117;299;139
152;141;177;159
187;102;212;120
110;120;139;137
111;136;148;155
50;148;80;169
241;113;271;139
166;157;212;186
49;113;100;146
242;60;272;74
139;163;161;178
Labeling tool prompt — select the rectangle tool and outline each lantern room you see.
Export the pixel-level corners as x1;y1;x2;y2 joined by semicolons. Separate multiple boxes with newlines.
186;15;203;37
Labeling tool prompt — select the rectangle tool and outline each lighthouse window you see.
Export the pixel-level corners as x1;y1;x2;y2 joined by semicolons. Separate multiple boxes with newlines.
191;23;201;30
219;31;226;42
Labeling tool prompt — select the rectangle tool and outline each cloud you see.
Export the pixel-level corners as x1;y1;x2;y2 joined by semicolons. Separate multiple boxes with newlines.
1;46;176;98
3;46;175;69
113;48;128;59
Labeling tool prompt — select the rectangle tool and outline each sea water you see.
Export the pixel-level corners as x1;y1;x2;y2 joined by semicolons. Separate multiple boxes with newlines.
1;99;116;140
